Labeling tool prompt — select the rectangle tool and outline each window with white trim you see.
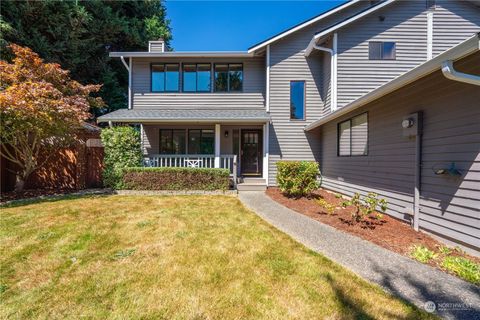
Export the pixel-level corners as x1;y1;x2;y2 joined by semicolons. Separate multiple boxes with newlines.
338;113;368;156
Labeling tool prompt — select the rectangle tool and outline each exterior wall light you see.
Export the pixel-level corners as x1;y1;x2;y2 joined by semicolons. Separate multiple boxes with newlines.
402;118;414;128
224;130;229;138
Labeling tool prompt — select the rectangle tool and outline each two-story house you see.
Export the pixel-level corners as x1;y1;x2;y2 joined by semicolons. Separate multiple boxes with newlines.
99;0;480;254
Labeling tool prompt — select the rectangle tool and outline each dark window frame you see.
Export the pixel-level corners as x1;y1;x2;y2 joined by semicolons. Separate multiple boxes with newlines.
214;63;244;93
151;63;180;93
368;41;396;60
337;112;369;157
159;129;186;154
182;63;212;93
289;80;306;121
188;129;215;155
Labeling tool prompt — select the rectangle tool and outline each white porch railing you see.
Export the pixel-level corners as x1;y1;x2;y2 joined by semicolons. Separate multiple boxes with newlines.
144;154;237;188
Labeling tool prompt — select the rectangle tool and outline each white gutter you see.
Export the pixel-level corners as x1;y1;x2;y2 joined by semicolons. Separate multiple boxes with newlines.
97;119;271;124
305;0;397;56
247;0;360;53
305;33;480;131
110;51;255;58
442;60;480;86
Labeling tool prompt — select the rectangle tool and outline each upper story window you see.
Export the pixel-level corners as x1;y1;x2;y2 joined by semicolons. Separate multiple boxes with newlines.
338;113;368;157
290;81;305;120
152;64;179;92
214;64;243;92
369;42;396;60
183;63;211;92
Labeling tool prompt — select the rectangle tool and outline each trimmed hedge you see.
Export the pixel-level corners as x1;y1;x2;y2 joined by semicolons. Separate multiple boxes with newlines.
122;167;230;191
276;161;320;197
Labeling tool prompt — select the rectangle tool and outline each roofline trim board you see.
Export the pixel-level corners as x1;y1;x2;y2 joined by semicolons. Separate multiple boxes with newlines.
305;0;396;56
97;118;270;124
304;33;480;131
247;0;360;53
109;52;255;58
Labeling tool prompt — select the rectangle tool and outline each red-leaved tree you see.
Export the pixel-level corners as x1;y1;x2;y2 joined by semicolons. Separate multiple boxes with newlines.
0;44;104;191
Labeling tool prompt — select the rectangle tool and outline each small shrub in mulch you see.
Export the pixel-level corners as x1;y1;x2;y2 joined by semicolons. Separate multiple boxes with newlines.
276;161;320;197
266;187;480;284
122;167;230;191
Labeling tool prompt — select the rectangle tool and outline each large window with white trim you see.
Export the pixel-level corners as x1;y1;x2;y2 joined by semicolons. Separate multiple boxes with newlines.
338;113;368;156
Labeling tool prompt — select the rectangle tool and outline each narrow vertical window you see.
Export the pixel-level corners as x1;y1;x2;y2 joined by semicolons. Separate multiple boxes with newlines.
197;64;211;92
229;64;243;92
290;81;305;120
214;64;228;92
183;64;196;92
151;65;165;92
165;64;179;91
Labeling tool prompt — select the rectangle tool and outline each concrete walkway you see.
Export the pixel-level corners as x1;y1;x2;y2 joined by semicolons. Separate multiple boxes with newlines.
238;191;480;320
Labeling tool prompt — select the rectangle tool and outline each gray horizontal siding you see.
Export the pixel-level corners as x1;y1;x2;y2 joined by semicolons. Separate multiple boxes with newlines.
131;56;266;109
336;0;429;108
319;52;480;252
267;1;371;185
432;0;480;56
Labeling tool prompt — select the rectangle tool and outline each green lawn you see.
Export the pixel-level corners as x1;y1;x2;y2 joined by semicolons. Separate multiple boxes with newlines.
1;195;434;319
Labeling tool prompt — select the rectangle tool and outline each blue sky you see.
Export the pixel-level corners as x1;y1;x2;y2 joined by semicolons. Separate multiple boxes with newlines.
164;1;346;51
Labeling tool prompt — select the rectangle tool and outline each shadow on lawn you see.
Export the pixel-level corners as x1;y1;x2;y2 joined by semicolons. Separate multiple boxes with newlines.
0;193;112;209
365;256;480;319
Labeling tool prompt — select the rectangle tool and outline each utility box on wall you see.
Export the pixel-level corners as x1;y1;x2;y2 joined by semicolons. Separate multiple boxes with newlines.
402;112;423;137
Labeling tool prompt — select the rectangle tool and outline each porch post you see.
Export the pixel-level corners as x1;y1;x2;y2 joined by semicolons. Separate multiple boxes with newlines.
263;122;269;184
214;123;221;168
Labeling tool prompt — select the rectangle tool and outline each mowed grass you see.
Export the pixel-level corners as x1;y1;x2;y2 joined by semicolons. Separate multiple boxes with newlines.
0;195;434;319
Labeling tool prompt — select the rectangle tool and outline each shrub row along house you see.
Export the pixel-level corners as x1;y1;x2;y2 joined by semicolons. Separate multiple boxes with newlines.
98;0;480;254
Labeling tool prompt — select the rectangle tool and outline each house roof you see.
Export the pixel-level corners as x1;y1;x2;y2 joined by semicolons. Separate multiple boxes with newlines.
97;109;270;124
247;0;360;53
304;32;480;131
109;51;255;58
305;0;396;56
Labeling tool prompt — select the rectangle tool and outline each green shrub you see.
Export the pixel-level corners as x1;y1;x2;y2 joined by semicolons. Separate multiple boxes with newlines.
316;198;336;215
122;167;230;191
410;245;437;263
342;192;387;223
276;161;320;197
441;256;480;284
101;126;142;189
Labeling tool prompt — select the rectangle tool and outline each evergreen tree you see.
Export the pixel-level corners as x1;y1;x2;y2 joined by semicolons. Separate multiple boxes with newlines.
0;0;172;115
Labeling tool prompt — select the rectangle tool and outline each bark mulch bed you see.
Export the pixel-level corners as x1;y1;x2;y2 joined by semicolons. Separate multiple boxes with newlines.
266;187;480;267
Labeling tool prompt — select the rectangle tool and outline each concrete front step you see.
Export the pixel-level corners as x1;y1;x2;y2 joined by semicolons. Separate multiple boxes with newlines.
237;183;267;191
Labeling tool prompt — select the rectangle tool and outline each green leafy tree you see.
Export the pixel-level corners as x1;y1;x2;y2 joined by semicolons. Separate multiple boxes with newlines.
0;0;171;114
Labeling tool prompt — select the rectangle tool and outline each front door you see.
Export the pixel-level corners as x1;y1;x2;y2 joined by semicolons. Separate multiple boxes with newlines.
241;130;262;175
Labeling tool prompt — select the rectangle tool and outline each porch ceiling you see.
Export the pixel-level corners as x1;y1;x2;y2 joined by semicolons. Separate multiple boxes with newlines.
97;108;270;124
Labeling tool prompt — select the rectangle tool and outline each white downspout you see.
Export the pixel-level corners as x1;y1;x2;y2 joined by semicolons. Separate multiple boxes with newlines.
120;56;132;110
442;60;480;86
266;45;270;112
427;11;433;60
312;32;338;112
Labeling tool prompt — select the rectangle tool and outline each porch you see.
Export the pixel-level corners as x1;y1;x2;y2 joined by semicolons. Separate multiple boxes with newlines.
141;123;268;189
97;108;270;189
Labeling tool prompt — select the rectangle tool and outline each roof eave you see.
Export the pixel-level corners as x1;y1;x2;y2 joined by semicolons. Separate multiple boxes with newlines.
109;51;255;58
305;33;480;131
97;118;270;124
247;0;360;54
